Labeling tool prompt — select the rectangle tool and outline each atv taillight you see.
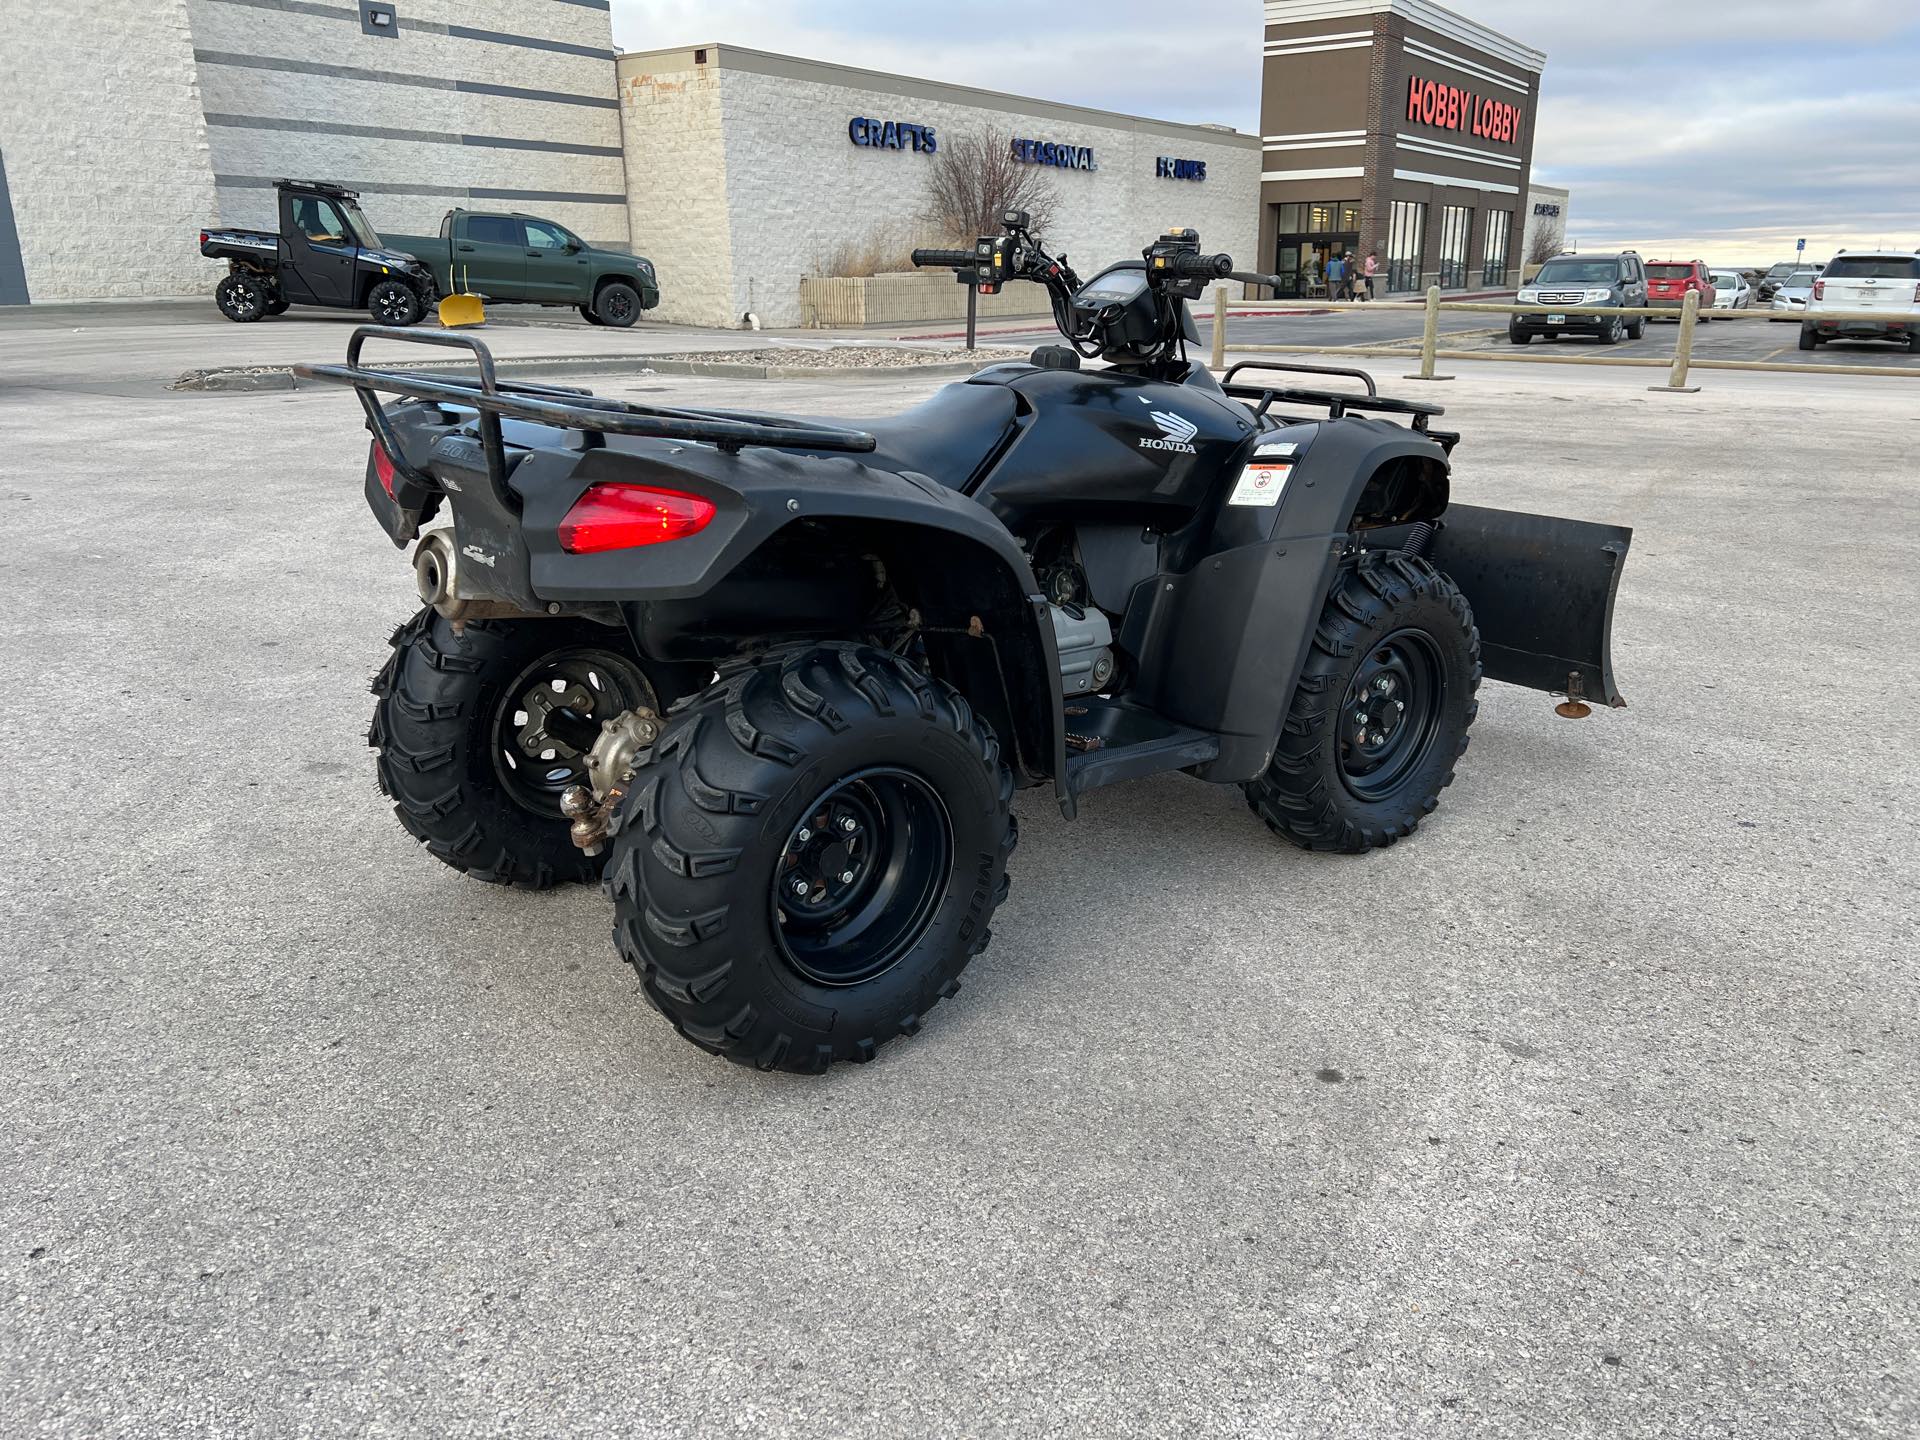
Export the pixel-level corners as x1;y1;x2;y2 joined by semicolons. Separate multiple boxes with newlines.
372;441;397;498
558;483;716;553
1812;280;1825;301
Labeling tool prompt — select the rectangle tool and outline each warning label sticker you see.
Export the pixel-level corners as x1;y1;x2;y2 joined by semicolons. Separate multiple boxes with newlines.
1227;461;1292;507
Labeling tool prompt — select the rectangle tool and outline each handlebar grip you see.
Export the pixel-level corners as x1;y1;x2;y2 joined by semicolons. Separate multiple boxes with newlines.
911;248;978;269
1157;252;1235;280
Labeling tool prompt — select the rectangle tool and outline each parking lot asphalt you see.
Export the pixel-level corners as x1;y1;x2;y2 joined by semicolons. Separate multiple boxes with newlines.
2;327;1917;1438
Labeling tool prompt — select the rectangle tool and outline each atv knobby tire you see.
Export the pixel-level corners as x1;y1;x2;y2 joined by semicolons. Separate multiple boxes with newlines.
216;273;270;323
607;645;1016;1073
369;608;658;889
1246;552;1480;852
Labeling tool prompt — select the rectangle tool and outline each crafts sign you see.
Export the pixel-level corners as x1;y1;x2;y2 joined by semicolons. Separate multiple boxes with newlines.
1405;75;1525;145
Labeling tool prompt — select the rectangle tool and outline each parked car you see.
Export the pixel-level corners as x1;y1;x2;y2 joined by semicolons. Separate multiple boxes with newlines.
1511;250;1648;344
384;211;659;327
200;179;437;324
1756;262;1801;302
1709;269;1752;308
1799;250;1920;352
1645;260;1717;320
1769;269;1823;320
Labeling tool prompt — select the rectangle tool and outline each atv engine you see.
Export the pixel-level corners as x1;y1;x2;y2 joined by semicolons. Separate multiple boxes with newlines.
1049;603;1115;696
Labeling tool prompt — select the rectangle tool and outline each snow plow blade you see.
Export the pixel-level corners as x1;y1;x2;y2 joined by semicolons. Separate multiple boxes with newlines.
1429;504;1632;708
436;291;485;328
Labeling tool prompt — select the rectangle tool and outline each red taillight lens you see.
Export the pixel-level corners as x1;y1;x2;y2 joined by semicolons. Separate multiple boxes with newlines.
372;441;397;498
1812;280;1825;301
558;483;717;554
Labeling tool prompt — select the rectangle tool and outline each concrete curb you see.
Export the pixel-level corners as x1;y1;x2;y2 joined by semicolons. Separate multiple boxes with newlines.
173;352;1018;392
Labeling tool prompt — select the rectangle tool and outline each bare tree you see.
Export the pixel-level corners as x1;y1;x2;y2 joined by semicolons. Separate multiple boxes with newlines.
921;128;1062;244
1527;221;1567;266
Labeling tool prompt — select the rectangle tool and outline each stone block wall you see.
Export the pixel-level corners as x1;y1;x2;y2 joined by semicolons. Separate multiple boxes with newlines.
0;0;217;300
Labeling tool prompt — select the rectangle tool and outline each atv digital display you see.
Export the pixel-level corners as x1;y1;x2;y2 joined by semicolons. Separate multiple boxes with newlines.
1075;270;1148;304
1071;267;1160;358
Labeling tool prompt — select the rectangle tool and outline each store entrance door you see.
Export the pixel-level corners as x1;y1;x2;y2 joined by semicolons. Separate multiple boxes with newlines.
1274;232;1360;299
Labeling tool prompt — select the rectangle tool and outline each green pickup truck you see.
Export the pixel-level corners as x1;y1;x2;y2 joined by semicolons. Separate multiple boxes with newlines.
385;210;660;327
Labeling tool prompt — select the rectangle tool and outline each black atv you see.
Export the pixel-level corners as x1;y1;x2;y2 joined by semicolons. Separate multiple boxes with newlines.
297;214;1631;1074
199;179;434;326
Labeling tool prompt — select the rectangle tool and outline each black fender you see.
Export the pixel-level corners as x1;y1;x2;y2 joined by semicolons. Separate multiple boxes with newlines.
504;438;1066;789
1123;418;1454;782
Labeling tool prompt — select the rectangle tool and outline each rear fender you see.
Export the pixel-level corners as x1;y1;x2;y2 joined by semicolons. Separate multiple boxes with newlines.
513;443;1066;788
1426;503;1632;707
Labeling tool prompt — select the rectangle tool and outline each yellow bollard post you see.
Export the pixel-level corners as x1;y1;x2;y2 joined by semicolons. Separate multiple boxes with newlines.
1211;285;1227;372
1404;285;1453;381
1651;291;1702;393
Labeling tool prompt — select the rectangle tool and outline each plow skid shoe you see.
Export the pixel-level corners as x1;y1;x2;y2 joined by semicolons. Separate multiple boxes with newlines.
1428;503;1632;708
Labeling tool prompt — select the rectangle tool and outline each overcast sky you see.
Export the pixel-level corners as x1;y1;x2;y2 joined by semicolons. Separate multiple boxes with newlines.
610;1;1920;265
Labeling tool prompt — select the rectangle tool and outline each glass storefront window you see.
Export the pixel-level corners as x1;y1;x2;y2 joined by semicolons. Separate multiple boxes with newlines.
1387;200;1426;292
1437;204;1474;288
1482;209;1512;288
1271;201;1365;297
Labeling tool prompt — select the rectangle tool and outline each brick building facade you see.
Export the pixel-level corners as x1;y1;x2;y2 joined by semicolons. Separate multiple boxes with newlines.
1257;0;1550;297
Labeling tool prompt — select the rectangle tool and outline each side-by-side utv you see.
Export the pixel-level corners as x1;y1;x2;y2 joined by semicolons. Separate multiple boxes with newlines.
296;213;1631;1074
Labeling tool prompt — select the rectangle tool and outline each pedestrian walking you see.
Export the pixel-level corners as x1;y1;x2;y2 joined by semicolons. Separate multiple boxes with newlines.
1362;249;1380;301
1326;252;1346;301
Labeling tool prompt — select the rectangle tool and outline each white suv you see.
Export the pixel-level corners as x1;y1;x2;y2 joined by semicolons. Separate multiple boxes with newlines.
1801;251;1920;352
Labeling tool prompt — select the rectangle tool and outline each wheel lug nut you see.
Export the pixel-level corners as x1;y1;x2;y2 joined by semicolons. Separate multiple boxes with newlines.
792;879;809;896
839;870;855;884
1394;700;1405;711
840;816;857;833
797;827;811;842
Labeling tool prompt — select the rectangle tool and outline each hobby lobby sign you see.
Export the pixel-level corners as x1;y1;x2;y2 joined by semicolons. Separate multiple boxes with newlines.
1405;75;1524;144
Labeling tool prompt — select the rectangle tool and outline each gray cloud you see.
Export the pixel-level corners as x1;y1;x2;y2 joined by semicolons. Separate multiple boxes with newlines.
611;1;1920;263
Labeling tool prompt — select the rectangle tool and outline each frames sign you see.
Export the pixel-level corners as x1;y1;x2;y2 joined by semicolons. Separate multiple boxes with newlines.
1156;156;1207;182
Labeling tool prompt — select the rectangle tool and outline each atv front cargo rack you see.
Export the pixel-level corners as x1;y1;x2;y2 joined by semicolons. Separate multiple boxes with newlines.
292;326;878;515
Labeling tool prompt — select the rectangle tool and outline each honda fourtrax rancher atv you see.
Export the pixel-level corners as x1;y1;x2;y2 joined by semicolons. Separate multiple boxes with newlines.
298;213;1631;1074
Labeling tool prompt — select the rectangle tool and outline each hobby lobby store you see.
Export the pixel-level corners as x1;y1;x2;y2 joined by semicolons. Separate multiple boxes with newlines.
1257;0;1546;297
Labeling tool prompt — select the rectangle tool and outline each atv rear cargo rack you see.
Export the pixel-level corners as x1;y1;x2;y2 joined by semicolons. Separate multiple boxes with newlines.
293;326;878;515
1219;359;1457;445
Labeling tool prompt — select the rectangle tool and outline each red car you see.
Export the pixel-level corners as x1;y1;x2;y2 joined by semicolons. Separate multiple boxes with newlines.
1646;260;1718;320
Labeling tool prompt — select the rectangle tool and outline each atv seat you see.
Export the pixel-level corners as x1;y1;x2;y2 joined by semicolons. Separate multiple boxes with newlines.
753;382;1020;490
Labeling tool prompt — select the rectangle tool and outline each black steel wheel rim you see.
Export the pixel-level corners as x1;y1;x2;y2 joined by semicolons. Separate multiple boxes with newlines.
490;647;653;816
772;768;954;987
224;278;263;318
1338;628;1445;801
604;289;634;322
373;286;412;324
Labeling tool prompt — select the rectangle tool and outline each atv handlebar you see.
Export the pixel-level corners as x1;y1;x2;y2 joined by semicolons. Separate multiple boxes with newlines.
911;248;979;270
